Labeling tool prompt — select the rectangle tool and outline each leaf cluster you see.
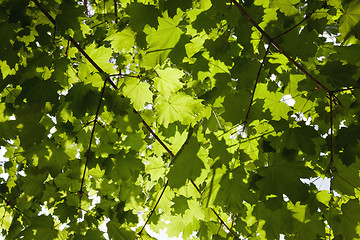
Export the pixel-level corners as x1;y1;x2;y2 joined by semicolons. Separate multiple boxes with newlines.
1;0;360;239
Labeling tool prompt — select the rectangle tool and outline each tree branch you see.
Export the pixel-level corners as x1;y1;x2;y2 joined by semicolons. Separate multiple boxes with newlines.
230;0;332;94
138;180;169;236
210;207;241;239
0;194;29;219
84;0;88;15
329;93;334;167
245;45;270;122
31;0;117;90
332;86;360;93
114;0;118;23
79;77;107;201
273;12;313;40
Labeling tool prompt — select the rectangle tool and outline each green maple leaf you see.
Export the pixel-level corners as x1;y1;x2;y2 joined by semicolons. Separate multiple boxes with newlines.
339;1;360;41
256;203;295;240
274;124;320;155
215;168;256;212
107;220;137;240
256;157;315;202
270;0;300;16
65;83;101;118
55;0;84;34
46;147;69;177
22;172;47;198
112;150;144;180
333;199;360;239
145;156;166;182
153;68;184;99
208;134;232;168
155;92;203;127
256;83;292;120
142;12;183;67
106;28;136;52
171;195;190;215
21;216;58;239
84;42;115;74
126;2;160;32
320;60;357;88
123;78;153;111
17;77;61;105
221;90;251;125
331;159;360;196
282;28;318;60
167;136;204;188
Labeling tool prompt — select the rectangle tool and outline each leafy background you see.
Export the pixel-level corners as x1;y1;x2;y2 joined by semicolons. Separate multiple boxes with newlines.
1;0;360;239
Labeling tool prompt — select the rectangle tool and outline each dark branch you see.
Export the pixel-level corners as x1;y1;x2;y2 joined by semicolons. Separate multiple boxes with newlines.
0;194;29;219
31;0;117;90
211;207;240;239
84;0;88;15
273;13;313;40
79;78;107;201
138;180;169;237
230;0;332;94
329;94;334;167
114;0;118;23
31;0;172;158
332;86;360;93
245;45;271;122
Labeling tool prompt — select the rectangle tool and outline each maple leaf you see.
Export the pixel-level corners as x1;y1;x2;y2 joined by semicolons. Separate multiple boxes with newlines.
123;78;154;111
255;157;315;202
167;136;204;188
153;68;184;99
155;92;203;127
2;0;360;239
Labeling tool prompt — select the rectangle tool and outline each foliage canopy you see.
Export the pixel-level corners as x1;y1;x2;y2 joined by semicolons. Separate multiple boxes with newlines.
1;0;360;239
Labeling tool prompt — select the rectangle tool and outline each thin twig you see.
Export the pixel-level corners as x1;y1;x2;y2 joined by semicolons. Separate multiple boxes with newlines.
245;45;271;122
109;73;140;78
31;0;118;90
79;78;107;202
114;0;118;23
0;194;29;219
84;0;88;15
230;0;332;94
273;13;313;40
211;208;241;239
138;180;169;236
329;94;334;167
190;179;201;195
331;86;360;93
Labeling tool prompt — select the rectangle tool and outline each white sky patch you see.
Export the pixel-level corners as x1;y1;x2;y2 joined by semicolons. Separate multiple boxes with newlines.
0;146;9;181
321;31;340;45
281;94;295;107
